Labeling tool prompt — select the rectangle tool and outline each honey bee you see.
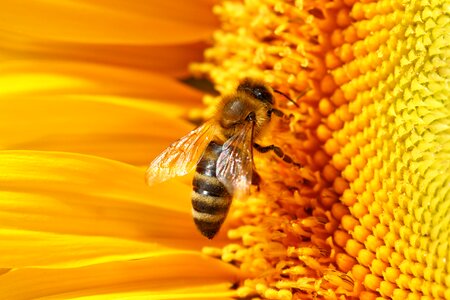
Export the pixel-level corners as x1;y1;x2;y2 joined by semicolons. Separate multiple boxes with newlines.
146;78;299;239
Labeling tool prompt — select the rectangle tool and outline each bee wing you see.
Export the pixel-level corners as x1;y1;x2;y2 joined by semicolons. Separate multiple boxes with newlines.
216;121;254;199
146;120;217;185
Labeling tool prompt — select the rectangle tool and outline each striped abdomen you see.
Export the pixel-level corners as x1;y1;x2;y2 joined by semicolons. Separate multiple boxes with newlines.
192;141;232;239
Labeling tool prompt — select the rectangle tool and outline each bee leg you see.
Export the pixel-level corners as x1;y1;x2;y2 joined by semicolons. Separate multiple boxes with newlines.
268;108;293;122
252;169;261;187
253;143;302;168
268;108;284;118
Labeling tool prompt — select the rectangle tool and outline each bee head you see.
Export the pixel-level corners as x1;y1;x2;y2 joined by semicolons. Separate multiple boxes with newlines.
237;78;273;105
218;79;274;133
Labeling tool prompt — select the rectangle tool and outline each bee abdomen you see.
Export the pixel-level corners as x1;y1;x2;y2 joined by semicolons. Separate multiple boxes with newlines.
191;175;232;239
192;212;228;239
193;173;227;197
191;141;231;239
191;192;231;239
191;191;231;215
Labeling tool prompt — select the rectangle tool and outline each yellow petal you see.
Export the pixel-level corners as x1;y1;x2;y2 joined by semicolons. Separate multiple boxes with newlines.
0;61;204;105
1;34;208;77
0;0;218;44
0;95;193;165
0;151;203;247
67;284;235;300
0;229;170;268
0;253;238;299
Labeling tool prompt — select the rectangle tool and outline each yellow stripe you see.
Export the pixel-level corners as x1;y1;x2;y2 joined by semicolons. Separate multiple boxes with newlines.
191;209;226;223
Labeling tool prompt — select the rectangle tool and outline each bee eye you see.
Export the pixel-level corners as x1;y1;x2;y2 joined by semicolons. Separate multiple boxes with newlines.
246;112;256;122
237;80;273;104
253;88;263;98
251;87;273;104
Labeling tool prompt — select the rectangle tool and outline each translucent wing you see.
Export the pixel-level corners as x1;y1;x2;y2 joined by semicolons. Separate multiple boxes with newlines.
146;120;217;185
216;121;254;199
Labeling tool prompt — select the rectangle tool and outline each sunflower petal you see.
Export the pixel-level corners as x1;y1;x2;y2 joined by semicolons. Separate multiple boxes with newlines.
0;151;203;248
0;94;195;165
65;284;235;300
0;253;238;299
0;0;218;44
1;32;208;76
0;229;171;268
0;61;204;105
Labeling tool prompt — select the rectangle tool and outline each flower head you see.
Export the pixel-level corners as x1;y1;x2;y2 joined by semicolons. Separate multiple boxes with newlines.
192;0;449;299
1;0;449;299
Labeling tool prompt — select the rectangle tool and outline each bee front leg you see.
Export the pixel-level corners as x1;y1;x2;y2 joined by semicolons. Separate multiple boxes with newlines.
267;108;284;118
253;143;302;168
267;108;294;122
252;169;261;186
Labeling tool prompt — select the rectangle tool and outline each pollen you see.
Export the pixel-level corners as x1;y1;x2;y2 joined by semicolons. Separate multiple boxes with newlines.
191;0;449;299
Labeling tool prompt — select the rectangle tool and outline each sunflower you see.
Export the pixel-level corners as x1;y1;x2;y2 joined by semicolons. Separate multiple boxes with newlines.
1;0;448;299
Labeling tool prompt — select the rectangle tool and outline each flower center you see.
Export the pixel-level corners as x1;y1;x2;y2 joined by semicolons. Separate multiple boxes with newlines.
191;0;449;299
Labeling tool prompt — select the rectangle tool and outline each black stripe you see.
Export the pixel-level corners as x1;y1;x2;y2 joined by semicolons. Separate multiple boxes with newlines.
193;176;228;197
193;218;224;239
191;193;231;214
195;142;223;177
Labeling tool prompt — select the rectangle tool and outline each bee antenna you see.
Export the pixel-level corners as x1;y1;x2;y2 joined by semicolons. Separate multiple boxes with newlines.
273;89;300;107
